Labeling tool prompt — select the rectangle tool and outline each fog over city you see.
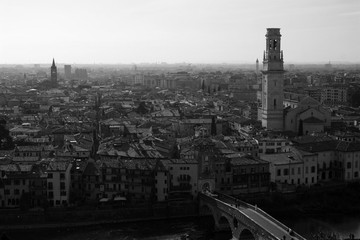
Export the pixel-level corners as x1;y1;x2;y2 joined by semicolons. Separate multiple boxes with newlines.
2;1;360;240
0;0;359;64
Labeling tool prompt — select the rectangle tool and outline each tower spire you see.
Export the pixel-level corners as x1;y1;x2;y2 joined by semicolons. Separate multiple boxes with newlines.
51;58;57;84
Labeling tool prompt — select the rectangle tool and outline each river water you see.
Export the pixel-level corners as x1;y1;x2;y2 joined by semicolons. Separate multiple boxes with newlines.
6;215;360;240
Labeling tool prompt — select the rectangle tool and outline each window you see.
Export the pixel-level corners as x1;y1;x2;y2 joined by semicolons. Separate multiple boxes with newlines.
48;173;53;178
60;182;65;190
274;99;277;109
283;169;289;176
277;169;281;176
48;191;54;198
48;182;53;190
60;173;65;180
347;162;352;169
311;166;316;173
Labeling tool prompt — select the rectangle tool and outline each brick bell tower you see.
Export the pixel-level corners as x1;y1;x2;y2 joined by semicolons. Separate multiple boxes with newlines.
259;28;284;130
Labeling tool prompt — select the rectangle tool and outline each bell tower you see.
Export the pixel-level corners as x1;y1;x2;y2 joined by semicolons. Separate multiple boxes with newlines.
259;28;284;130
51;58;57;83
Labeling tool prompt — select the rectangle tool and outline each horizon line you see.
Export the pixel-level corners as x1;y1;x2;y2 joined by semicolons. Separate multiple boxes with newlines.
1;61;360;66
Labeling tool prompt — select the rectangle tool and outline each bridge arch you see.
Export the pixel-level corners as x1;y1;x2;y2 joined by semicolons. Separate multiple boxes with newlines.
217;215;234;239
238;228;256;240
218;215;232;230
199;204;217;224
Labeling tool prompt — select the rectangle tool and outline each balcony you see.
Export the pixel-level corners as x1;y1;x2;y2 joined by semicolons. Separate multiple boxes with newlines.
170;184;192;193
177;175;191;182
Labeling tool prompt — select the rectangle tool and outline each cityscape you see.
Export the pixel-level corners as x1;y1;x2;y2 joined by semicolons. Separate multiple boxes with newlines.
1;1;360;240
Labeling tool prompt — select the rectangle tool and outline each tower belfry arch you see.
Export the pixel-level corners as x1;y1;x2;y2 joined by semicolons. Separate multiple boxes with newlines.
259;28;285;130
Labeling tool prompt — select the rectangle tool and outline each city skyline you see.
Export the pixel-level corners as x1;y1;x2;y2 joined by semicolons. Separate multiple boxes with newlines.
0;0;359;64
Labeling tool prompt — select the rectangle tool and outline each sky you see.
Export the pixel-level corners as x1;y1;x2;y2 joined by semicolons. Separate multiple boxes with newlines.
0;0;359;64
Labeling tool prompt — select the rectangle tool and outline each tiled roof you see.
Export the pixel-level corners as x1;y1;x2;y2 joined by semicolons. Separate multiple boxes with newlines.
0;164;19;172
230;155;269;166
303;116;324;124
296;140;360;152
47;161;70;171
336;141;360;152
295;140;338;152
260;152;302;165
83;161;100;176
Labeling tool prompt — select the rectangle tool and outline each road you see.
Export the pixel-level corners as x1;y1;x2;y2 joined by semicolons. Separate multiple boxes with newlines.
239;206;296;240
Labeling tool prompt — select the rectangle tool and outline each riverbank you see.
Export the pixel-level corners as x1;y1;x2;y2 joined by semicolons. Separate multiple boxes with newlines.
2;182;360;234
0;214;202;232
0;201;199;232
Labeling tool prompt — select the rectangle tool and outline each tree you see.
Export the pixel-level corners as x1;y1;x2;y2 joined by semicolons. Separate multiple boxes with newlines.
136;101;149;115
0;123;14;150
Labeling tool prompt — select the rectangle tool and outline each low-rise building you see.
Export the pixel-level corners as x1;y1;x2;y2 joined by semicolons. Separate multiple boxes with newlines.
161;159;198;201
260;149;318;187
257;137;290;155
46;160;72;207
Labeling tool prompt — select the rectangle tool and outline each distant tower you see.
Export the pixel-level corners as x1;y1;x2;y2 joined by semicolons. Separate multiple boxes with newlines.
259;28;284;130
256;58;259;75
51;58;57;83
64;65;71;80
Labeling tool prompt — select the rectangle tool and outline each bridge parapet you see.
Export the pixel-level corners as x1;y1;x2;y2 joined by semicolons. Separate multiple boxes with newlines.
213;192;306;240
199;192;307;240
200;192;281;240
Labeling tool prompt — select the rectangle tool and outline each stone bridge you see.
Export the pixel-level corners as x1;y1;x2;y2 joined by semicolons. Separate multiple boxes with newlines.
199;192;307;240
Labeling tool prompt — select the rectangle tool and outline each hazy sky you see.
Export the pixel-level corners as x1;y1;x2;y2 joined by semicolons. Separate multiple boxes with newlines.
0;0;359;64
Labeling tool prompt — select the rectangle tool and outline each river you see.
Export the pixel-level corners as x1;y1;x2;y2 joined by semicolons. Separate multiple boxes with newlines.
5;215;360;240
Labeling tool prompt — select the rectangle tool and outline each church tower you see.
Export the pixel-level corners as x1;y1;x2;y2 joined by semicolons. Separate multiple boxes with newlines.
51;58;57;83
259;28;284;130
